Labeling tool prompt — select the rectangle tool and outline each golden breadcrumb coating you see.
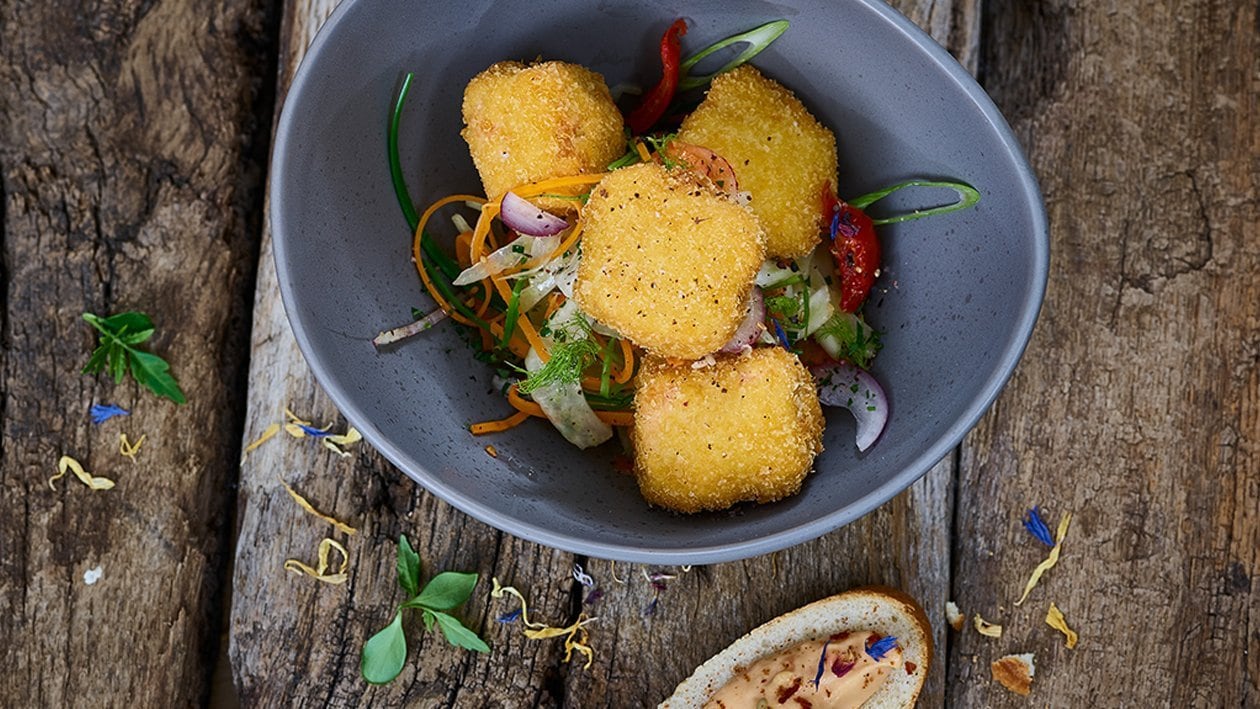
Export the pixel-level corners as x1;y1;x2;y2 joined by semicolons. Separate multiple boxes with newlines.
678;66;837;259
574;163;766;359
632;348;824;513
461;61;624;210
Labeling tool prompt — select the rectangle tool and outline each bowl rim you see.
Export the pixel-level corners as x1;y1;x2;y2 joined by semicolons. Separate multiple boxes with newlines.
269;0;1049;564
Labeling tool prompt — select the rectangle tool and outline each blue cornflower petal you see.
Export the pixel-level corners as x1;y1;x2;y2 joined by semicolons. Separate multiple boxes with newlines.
90;404;130;425
1023;506;1055;547
642;597;659;617
296;423;333;438
866;635;898;661
772;319;791;349
829;211;839;241
813;640;831;688
497;608;522;624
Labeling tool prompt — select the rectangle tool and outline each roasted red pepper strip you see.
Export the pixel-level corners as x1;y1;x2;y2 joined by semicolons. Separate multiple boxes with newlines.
823;185;880;313
626;19;687;135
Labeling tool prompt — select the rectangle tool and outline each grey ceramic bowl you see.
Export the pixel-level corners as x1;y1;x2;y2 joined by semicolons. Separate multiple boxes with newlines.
271;0;1047;564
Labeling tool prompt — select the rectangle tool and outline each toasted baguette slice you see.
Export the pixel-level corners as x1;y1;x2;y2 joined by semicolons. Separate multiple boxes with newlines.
660;587;931;708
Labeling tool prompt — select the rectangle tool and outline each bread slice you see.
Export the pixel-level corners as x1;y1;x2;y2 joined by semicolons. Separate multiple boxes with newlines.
659;587;931;708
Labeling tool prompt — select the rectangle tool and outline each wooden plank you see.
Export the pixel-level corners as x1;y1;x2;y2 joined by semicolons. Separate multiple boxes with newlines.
0;0;275;705
558;9;977;707
948;1;1259;705
229;1;976;706
227;2;578;705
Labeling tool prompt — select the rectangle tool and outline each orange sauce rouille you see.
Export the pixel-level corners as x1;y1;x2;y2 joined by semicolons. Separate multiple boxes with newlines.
704;631;901;709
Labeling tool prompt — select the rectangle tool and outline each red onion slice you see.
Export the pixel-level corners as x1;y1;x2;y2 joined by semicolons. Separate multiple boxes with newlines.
812;362;889;452
500;191;568;236
719;286;765;353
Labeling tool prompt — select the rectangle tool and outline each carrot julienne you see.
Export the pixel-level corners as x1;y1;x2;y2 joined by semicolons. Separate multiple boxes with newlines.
470;410;531;435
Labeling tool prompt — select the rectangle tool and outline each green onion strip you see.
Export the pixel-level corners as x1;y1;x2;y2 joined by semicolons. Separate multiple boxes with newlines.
678;20;790;92
388;72;489;329
849;180;981;226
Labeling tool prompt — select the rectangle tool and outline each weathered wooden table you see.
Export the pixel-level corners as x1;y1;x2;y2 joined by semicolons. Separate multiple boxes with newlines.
2;0;1256;706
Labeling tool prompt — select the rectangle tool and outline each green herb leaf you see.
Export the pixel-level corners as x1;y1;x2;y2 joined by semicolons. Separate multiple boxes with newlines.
108;343;128;383
82;311;186;404
119;328;155;345
100;311;154;334
361;611;408;685
405;571;479;611
814;311;882;369
422;609;436;632
82;345;109;375
128;350;187;404
518;339;600;395
396;534;421;598
430;611;490;653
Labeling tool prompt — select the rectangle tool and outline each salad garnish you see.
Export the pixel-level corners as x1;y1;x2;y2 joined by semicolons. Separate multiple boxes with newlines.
377;19;981;482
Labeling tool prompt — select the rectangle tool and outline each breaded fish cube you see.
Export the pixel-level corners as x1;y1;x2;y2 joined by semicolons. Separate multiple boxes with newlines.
632;348;825;513
574;163;765;359
678;66;838;259
461;61;624;209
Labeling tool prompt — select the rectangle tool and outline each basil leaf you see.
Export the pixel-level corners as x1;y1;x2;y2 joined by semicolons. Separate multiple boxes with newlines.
108;343;129;383
100;311;154;335
430;611;489;653
120;328;155;345
422;609;435;632
127;350;186;404
361;611;408;685
396;534;421;598
82;345;110;375
407;571;478;611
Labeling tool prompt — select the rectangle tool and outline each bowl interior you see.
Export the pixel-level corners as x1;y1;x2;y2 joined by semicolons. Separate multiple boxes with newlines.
271;0;1046;563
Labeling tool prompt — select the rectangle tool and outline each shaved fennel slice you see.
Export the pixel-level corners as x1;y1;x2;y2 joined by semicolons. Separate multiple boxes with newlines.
452;233;560;286
524;347;612;449
517;249;581;313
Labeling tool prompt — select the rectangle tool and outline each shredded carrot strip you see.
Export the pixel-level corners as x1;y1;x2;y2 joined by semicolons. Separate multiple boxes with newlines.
544;293;564;320
507;385;546;417
454;230;474;268
598;410;635;427
469;202;501;264
475;281;494;317
491;275;550;360
507;385;634;427
470;410;531;435
510;174;607;199
544;220;585;264
615;338;635;384
635;140;651;162
413;195;487;328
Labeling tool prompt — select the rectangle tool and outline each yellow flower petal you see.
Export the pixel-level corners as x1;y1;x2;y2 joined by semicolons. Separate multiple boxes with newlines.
326;427;361;446
51;455;114;491
491;577;597;668
284;407;312;425
277;474;356;535
119;433;145;464
1045;602;1078;649
284;537;350;585
1016;511;1071;606
241;422;281;461
974;613;1003;638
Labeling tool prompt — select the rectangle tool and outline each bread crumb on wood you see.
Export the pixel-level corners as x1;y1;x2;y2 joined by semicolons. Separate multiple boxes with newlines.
973;613;1003;638
945;601;964;631
992;653;1035;696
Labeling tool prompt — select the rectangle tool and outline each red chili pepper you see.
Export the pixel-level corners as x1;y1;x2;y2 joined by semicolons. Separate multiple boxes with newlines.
626;19;687;135
822;185;880;313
